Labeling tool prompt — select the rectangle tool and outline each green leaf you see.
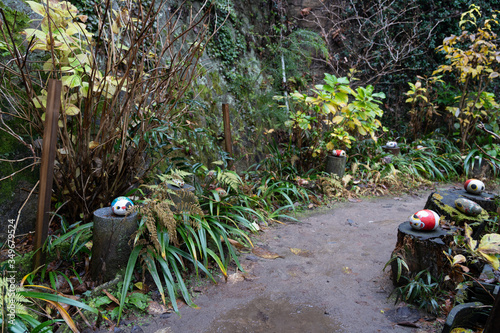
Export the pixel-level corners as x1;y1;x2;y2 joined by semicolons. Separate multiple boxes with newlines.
117;245;142;324
19;290;98;314
127;292;149;310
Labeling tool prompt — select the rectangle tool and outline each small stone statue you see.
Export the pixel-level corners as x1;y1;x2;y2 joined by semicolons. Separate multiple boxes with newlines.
455;198;483;216
215;187;227;197
409;209;440;231
111;196;134;216
464;179;485;194
385;141;398;148
332;149;346;157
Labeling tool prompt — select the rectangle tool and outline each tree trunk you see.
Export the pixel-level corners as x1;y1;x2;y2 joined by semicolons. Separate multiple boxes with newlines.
325;155;346;178
390;221;457;287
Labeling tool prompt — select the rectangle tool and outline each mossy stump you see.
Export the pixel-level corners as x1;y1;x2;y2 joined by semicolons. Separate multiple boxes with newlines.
391;221;457;287
424;189;490;227
90;208;139;283
325;155;346;178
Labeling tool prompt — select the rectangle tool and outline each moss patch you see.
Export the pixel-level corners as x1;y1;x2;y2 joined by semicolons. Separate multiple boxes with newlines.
430;192;489;226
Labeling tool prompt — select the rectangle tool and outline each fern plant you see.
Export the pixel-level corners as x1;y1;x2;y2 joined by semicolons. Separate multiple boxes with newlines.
118;175;248;323
0;277;31;327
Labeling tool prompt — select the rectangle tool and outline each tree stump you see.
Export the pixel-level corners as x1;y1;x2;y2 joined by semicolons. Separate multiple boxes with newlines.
90;208;139;283
325;155;346;178
383;147;401;155
391;221;457;287
424;189;490;227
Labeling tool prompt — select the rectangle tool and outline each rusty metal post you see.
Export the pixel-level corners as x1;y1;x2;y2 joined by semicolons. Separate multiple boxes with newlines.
33;79;61;270
222;103;232;156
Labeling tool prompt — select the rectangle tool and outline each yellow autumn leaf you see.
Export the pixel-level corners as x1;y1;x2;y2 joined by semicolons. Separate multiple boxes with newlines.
64;104;80;116
33;95;47;108
452;254;466;266
325;104;337;114
326;141;335;151
111;21;120;34
450;328;474;333
332;115;344;124
25;2;46;17
58;120;64;128
464;224;477;250
477;234;500;254
290;248;306;255
89;141;99;149
477;252;499;270
66;22;81;36
43;59;56;71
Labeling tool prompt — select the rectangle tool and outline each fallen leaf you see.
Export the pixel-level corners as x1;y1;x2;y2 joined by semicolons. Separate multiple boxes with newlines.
342;266;352;274
227;272;245;284
290;248;312;257
397;321;419;328
227;238;246;249
103;289;120;305
252;246;281;259
148;300;168;315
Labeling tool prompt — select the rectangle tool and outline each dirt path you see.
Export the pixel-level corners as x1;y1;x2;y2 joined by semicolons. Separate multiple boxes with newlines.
126;191;435;333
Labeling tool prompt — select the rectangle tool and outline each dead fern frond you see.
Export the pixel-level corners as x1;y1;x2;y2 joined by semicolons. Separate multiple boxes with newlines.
175;190;204;217
317;175;350;198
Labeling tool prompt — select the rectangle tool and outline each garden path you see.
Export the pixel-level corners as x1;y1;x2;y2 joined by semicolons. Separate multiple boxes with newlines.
120;189;440;333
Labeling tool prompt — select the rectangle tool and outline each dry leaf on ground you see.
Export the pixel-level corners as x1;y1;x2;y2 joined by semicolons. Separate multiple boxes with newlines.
252;246;281;259
148;301;169;315
227;238;246;249
227;272;245;284
290;248;312;257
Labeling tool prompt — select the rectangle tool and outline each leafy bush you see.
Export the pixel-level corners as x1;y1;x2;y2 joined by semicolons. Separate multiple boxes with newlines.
405;5;500;148
0;0;214;221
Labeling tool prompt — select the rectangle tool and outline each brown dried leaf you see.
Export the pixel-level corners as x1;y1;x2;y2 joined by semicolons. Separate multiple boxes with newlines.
227;238;246;250
103;289;120;305
290;248;312;257
148;300;168;315
227;272;245;284
252;246;281;259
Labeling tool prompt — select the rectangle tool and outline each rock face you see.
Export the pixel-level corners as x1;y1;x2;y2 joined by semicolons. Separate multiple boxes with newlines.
0;118;39;242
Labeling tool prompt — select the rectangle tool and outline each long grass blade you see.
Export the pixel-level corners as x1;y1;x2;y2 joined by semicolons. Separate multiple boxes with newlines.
117;245;141;324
